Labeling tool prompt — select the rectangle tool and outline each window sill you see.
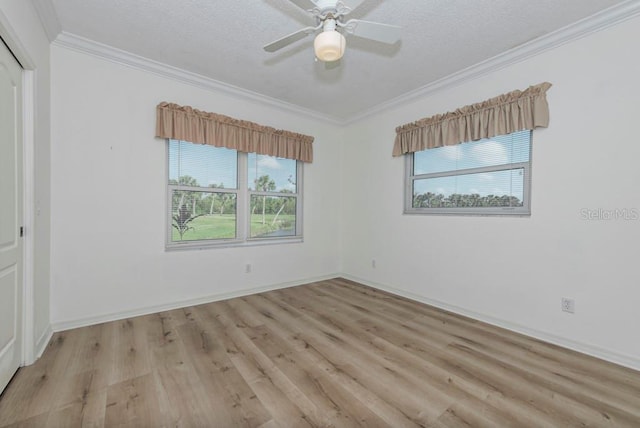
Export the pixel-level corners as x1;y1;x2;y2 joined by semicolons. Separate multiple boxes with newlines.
165;236;304;251
403;209;530;217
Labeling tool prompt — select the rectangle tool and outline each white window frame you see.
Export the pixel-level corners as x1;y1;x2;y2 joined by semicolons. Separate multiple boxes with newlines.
166;140;303;250
404;132;532;216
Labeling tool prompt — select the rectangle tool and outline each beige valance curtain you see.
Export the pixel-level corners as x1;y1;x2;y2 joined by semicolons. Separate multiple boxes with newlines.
156;102;314;163
392;82;552;156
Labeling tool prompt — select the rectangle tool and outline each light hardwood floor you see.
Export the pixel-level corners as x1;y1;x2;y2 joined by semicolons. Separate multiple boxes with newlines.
1;278;639;427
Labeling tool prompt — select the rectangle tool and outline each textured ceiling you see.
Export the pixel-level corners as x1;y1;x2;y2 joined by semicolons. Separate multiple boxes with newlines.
46;0;627;121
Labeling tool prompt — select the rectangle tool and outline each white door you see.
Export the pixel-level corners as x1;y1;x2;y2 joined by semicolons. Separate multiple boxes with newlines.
0;39;23;394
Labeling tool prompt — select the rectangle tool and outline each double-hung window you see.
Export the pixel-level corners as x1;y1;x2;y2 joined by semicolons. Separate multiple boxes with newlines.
405;130;532;215
167;139;302;249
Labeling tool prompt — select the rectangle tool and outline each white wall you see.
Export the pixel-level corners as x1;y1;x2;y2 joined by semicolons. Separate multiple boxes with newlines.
0;0;52;359
341;15;640;369
50;46;343;327
48;9;640;370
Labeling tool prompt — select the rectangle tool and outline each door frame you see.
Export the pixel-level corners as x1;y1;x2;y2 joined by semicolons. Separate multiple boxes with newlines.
0;12;37;366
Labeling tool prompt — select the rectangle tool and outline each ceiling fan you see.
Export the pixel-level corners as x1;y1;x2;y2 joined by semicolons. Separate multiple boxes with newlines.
264;0;401;62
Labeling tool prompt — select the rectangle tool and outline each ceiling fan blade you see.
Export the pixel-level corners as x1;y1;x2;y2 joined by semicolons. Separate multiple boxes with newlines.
288;0;317;11
344;19;401;44
343;0;366;14
263;26;317;52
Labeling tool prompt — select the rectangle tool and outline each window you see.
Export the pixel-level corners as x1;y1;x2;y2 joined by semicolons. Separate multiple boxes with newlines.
405;130;531;215
168;139;302;249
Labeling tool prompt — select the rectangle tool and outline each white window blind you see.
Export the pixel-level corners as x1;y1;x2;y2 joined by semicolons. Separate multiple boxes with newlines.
406;130;532;215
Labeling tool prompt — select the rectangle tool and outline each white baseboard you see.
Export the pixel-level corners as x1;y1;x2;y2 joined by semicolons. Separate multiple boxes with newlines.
342;274;640;372
51;273;340;332
48;272;640;372
35;324;53;360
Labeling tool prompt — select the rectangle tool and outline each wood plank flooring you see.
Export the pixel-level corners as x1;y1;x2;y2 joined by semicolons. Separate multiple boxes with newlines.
1;278;639;427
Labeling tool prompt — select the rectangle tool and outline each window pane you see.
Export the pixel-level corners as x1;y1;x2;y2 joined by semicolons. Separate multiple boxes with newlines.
169;140;237;189
414;130;530;175
248;153;297;192
249;195;296;238
171;190;237;241
413;168;525;208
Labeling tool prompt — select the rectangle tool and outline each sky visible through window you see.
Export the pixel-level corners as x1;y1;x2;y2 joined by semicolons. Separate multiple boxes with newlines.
413;130;530;200
248;153;296;192
169;140;296;192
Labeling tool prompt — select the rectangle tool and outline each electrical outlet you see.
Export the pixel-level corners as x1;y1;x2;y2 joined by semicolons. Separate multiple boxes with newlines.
371;259;376;268
561;298;575;313
245;263;252;274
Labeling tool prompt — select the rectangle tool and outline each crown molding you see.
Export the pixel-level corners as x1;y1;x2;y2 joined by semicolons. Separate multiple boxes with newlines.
50;0;640;126
31;0;61;42
53;32;343;125
345;0;640;125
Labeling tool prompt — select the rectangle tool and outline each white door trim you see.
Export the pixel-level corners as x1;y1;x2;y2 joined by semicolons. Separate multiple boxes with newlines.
22;69;35;365
0;11;37;366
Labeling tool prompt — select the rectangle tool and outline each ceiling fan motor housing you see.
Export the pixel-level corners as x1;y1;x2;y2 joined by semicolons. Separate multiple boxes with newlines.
316;0;342;14
314;0;350;22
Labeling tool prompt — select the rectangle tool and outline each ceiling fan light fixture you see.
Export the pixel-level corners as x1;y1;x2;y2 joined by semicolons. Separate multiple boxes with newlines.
314;30;346;62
